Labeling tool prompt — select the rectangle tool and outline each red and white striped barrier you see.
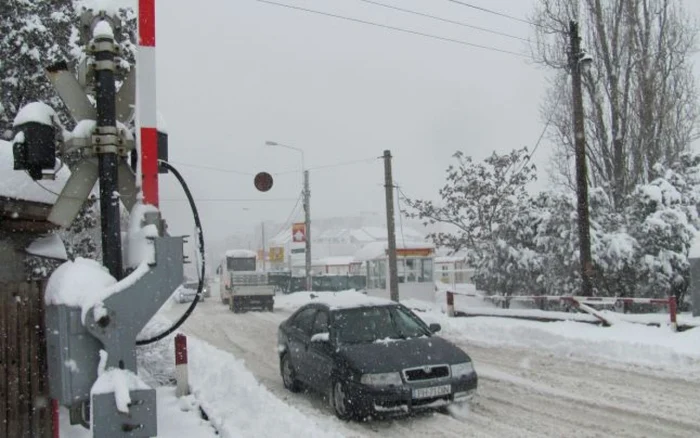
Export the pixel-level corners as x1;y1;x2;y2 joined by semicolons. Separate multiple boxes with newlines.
52;398;59;438
137;0;159;206
175;334;190;397
445;290;678;330
446;291;455;317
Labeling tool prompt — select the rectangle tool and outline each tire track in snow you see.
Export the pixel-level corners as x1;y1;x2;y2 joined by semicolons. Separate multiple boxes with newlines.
165;296;700;437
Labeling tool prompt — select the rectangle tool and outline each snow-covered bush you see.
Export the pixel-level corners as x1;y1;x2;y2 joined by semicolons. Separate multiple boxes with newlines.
409;149;700;303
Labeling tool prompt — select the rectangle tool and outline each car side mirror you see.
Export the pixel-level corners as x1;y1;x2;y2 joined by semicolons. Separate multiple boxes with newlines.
311;332;330;343
429;323;441;333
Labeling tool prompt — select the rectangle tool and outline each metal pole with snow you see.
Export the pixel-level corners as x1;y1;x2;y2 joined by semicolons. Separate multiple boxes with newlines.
137;0;160;207
93;18;124;279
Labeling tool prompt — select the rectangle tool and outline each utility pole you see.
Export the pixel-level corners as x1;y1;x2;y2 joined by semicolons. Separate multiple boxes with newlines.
569;20;593;296
303;170;312;291
94;22;123;279
383;150;399;302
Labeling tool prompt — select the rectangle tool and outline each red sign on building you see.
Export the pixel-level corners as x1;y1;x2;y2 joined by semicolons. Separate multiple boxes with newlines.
292;223;306;243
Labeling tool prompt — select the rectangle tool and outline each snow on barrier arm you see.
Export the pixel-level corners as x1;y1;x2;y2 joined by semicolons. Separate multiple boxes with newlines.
445;289;678;330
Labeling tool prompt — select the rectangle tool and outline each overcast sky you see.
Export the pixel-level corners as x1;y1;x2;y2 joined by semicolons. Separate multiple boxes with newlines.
151;0;700;244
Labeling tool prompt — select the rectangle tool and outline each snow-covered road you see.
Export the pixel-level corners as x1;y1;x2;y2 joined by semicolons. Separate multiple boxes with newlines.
165;297;700;438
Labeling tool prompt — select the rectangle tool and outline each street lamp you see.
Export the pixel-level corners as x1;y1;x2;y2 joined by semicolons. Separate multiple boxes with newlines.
265;140;312;291
265;140;305;171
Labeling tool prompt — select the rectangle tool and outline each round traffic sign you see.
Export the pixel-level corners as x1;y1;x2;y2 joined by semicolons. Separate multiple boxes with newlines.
254;172;274;192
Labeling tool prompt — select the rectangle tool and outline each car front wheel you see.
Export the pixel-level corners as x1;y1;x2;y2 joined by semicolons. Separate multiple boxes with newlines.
331;379;355;421
280;354;301;393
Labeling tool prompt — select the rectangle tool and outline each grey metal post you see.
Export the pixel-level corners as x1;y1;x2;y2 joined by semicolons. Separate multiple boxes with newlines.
94;26;123;279
304;170;312;291
383;150;399;302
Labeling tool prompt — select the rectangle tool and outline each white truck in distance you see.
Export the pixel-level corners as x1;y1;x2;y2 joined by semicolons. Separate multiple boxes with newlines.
218;249;275;312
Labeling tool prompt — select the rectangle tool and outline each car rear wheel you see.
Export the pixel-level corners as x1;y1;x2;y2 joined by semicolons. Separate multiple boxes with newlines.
331;379;355;421
280;354;301;393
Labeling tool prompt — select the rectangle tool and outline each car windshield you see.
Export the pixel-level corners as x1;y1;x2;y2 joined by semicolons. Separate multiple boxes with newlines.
334;305;431;344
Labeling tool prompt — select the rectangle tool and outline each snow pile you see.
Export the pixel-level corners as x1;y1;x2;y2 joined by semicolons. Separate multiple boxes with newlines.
92;20;114;38
0;140;70;204
61;387;217;438
91;367;150;413
126;201;160;268
414;310;700;377
26;234;68;260
136;316;342;438
45;258;117;307
186;337;343;438
13;101;57;126
275;290;393;311
44;256;150;323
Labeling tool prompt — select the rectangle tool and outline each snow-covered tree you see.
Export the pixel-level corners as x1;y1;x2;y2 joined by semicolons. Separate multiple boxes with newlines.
404;148;536;254
2;1;137;267
532;0;699;208
0;0;75;135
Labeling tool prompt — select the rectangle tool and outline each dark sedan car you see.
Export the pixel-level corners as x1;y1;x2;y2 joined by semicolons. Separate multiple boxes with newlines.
277;297;478;420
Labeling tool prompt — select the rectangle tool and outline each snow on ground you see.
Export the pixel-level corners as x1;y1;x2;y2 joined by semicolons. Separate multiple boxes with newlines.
173;288;700;437
135;316;343;438
60;387;218;438
276;290;700;378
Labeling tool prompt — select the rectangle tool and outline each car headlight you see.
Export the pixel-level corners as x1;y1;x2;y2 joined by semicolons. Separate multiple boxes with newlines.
451;362;475;378
360;372;403;386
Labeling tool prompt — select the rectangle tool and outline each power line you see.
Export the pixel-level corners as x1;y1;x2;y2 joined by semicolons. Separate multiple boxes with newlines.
356;0;530;43
276;157;380;175
272;190;303;238
515;84;567;176
256;0;531;59
446;0;542;28
160;197;299;203
168;161;254;176
30;179;297;204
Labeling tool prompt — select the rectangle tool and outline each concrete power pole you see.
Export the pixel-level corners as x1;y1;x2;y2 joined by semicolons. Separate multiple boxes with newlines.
261;221;266;272
383;150;399;302
304;170;312;291
569;20;594;296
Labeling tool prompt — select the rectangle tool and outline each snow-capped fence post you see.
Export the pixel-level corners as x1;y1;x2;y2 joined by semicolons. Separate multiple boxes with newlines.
669;296;678;332
446;291;455;317
175;334;190;397
52;398;60;438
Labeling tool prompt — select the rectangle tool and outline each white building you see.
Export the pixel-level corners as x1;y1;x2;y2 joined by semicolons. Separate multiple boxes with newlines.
353;240;436;301
311;256;355;275
434;255;473;285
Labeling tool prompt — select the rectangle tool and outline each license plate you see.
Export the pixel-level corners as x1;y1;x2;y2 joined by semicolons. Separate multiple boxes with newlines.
412;385;451;399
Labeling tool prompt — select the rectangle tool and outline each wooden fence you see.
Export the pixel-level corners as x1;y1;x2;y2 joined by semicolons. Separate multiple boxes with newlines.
0;280;54;438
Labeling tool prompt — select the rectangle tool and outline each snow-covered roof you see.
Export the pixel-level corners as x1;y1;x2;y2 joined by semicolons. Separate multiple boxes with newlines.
353;240;435;262
313;256;355;267
0;140;70;204
435;255;466;264
307;290;395;310
225;249;257;258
